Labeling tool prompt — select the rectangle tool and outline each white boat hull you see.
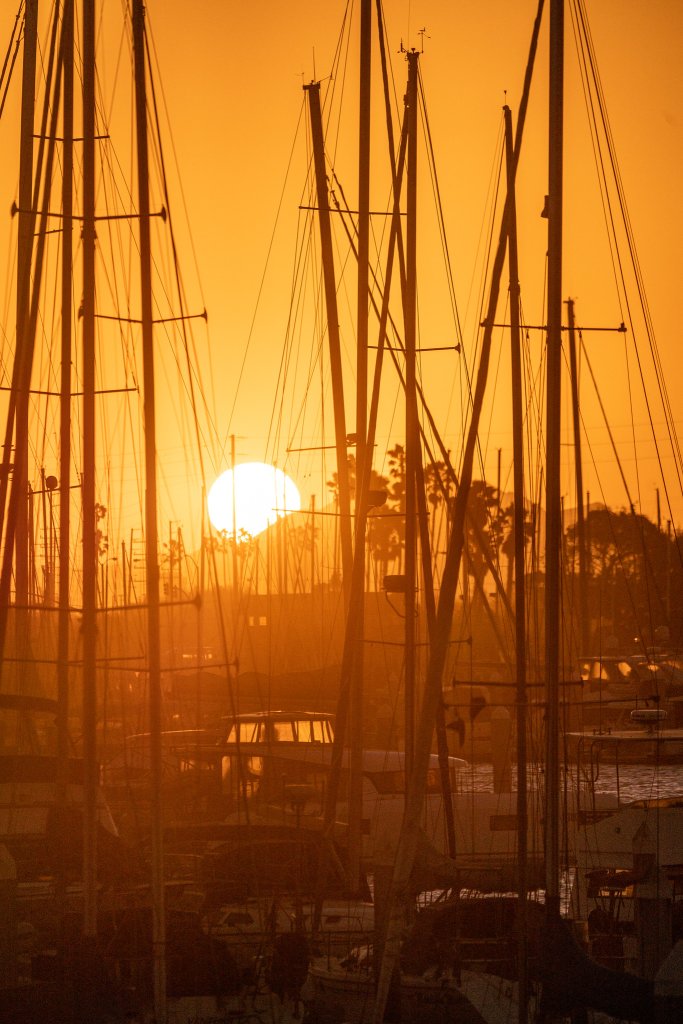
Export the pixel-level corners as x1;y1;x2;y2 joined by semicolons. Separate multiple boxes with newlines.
304;959;529;1024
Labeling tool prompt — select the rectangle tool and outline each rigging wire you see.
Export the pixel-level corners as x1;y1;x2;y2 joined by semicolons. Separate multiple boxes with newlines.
464;118;506;478
575;329;669;641
417;72;465;352
224;100;308;447
571;0;683;555
0;1;24;120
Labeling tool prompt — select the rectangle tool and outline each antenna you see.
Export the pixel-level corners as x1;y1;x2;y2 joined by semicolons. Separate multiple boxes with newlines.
418;27;430;53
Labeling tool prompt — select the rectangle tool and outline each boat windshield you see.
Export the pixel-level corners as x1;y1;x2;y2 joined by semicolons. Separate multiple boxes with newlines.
223;716;333;745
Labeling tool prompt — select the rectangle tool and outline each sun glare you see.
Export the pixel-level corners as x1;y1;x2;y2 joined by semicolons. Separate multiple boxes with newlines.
207;463;301;540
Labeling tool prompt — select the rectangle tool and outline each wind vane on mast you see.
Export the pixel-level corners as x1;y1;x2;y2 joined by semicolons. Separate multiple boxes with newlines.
400;28;430;54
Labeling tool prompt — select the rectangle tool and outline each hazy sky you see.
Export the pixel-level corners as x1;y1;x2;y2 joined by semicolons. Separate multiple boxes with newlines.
146;0;683;524
1;0;682;547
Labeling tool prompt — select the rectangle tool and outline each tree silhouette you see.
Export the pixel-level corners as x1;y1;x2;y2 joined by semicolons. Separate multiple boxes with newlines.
500;499;533;603
327;455;356;507
565;507;681;647
327;454;398;589
368;502;402;585
464;480;502;596
424;459;454;549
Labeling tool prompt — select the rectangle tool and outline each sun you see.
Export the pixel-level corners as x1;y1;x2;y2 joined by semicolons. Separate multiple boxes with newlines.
207;463;301;540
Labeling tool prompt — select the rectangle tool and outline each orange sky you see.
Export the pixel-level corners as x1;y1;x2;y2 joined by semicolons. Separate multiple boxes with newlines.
1;1;682;550
146;1;683;528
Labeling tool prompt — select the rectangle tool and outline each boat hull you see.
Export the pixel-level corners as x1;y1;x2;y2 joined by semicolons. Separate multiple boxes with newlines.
305;961;493;1024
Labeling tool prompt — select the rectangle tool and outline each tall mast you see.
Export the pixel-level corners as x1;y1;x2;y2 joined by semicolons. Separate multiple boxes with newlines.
0;0;36;666
55;0;75;927
231;434;238;595
504;102;529;1024
370;8;545;1019
567;298;589;658
81;0;99;940
13;0;38;612
0;1;64;670
58;0;74;765
304;81;354;599
132;1;167;1019
348;0;373;893
403;49;419;775
544;0;564;920
356;0;371;485
316;100;410;911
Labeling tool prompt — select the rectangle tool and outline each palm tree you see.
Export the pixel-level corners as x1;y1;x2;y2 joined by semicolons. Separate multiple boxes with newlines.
327;453;396;590
327;455;357;507
424;459;454;551
368;504;402;588
464;480;500;599
500;499;533;604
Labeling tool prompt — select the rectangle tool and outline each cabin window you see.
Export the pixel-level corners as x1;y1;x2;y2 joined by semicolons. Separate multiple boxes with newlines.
297;721;311;741
273;722;296;742
291;718;332;742
224;722;260;744
310;720;329;742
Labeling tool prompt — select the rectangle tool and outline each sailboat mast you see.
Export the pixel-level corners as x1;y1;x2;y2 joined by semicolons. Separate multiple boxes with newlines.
132;1;167;1018
348;0;373;894
51;2;71;919
58;0;74;764
404;48;419;774
13;0;38;611
370;11;546;1023
231;434;238;593
0;1;64;663
81;0;99;940
567;298;589;657
0;0;39;669
356;0;371;484
504;102;529;1024
544;0;564;920
304;81;354;598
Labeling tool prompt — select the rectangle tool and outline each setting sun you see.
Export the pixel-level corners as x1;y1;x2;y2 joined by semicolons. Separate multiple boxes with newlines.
207;463;301;540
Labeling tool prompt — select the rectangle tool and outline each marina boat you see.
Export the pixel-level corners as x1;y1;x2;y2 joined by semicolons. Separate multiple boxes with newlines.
279;0;547;1018
305;951;489;1024
215;711;468;860
304;895;546;1024
159;817;375;967
201;894;374;964
1;1;681;1022
0;752;135;890
285;0;680;1021
569;714;683;976
577;651;683;734
0;2;303;1021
